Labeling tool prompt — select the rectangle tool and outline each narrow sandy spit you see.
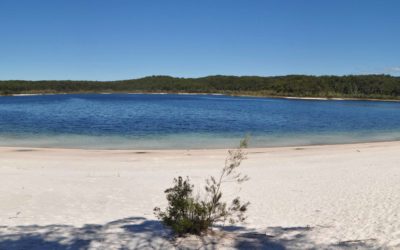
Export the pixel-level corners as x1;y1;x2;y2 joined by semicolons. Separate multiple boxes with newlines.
1;141;400;249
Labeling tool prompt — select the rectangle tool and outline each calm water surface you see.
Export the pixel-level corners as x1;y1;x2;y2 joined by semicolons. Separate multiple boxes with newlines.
0;94;400;149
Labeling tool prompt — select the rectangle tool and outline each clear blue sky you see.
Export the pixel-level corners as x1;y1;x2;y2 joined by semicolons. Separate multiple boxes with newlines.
0;0;399;80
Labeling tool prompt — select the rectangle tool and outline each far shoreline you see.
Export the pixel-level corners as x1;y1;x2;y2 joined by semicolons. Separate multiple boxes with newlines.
4;91;400;103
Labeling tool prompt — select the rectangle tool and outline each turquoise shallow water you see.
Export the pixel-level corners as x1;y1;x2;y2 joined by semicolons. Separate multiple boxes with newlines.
0;94;400;149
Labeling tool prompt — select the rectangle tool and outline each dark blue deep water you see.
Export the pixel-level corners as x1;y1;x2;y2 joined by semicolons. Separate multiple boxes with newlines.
1;94;400;149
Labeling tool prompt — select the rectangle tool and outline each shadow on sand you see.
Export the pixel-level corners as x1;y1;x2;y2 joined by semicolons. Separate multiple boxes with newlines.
0;217;378;249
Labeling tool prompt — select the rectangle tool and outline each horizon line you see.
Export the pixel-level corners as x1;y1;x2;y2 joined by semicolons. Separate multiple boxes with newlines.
0;73;398;82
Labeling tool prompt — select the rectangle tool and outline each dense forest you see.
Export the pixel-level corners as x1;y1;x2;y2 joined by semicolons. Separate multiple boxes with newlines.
1;75;400;99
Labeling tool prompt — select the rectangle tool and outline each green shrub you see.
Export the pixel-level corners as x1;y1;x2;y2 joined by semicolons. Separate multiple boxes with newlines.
154;138;250;236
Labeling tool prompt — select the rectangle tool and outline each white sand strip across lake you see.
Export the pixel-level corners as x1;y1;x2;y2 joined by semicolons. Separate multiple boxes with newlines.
0;141;400;249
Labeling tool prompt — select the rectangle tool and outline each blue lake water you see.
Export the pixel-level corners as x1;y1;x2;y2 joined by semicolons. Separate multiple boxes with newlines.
0;94;400;149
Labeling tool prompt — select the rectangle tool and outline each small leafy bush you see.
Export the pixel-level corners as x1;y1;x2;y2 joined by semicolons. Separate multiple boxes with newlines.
154;138;250;236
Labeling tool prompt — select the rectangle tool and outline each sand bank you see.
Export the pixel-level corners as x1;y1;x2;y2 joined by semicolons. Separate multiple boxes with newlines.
0;141;400;249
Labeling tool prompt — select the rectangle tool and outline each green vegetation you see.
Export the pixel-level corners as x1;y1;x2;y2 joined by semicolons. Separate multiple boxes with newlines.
1;75;400;99
154;138;249;236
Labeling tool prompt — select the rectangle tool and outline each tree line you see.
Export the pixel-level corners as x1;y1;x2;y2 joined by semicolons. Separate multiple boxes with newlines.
1;74;400;99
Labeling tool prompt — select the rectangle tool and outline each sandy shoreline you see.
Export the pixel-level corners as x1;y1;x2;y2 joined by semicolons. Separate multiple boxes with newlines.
4;92;400;102
1;141;400;249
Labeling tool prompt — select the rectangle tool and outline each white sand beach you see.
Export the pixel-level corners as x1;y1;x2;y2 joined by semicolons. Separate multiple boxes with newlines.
1;141;400;249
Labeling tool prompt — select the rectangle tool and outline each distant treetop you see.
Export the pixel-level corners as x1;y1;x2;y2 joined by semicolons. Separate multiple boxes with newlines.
1;75;400;100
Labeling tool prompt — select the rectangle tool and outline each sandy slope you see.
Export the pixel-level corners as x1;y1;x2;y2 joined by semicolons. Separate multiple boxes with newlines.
0;142;400;249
